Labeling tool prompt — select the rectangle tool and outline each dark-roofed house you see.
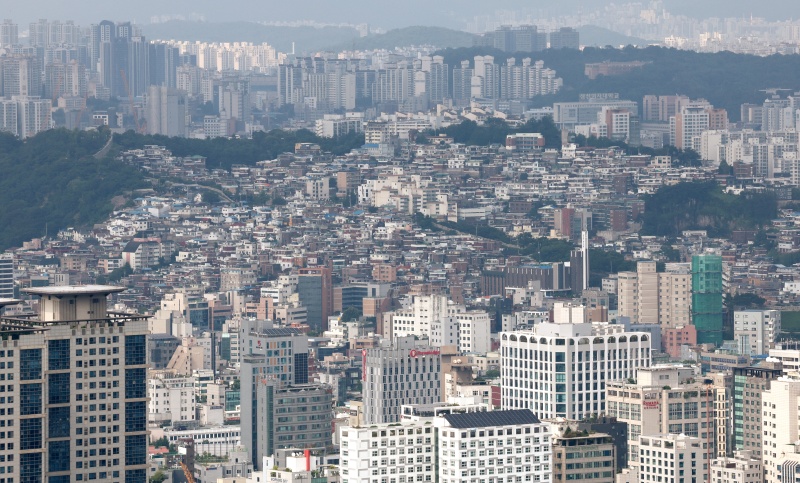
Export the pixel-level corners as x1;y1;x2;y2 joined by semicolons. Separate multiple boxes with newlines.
436;409;553;483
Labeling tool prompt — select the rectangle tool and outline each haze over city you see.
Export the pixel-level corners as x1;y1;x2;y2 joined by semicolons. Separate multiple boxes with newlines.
6;0;800;27
2;1;800;483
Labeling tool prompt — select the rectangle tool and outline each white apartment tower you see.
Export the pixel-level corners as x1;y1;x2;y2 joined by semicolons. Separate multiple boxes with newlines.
501;320;652;420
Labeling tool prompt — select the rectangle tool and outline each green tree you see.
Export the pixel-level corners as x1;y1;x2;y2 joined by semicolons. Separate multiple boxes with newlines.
341;306;362;322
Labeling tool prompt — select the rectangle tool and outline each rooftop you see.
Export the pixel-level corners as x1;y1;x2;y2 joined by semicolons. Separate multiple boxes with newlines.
442;409;540;429
23;285;125;296
0;299;21;308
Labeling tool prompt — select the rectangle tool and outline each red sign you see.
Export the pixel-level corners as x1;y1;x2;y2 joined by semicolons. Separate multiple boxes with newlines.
409;350;440;358
643;400;659;409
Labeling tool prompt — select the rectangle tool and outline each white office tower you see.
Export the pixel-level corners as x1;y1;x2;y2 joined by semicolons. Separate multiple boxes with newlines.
606;365;714;468
639;434;708;483
0;286;149;482
362;336;441;424
734;309;781;356
436;409;552;483
763;375;800;483
501;321;651;420
709;451;762;483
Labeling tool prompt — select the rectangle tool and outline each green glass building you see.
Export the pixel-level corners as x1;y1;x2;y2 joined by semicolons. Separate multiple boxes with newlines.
692;254;724;346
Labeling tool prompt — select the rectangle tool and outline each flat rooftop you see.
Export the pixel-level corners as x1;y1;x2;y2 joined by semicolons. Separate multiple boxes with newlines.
23;285;125;296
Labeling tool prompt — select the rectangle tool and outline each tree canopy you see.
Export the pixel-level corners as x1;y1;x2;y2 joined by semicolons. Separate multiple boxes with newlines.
113;129;365;171
0;129;146;250
641;181;777;238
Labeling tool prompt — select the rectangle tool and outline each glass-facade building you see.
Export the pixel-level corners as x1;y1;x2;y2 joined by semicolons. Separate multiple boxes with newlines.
692;255;724;346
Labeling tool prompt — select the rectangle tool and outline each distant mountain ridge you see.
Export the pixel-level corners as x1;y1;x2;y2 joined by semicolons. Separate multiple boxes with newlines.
142;21;647;53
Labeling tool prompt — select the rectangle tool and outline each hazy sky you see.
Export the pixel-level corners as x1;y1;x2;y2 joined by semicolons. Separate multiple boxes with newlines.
6;0;799;29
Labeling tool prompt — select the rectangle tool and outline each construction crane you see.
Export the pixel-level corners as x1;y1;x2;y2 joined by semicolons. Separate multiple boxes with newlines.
180;461;195;483
119;68;146;133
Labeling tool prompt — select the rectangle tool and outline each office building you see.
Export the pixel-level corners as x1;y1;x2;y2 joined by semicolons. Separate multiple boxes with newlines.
709;372;733;458
0;285;150;482
692;255;724;346
251;382;333;465
0;253;12;298
297;266;333;332
239;320;330;467
709;451;762;483
732;363;782;458
734;310;781;356
553;98;638;130
549;27;580;49
145;85;188;137
501;320;652;420
606;365;715;467
551;423;615;483
638;433;708;483
436;409;552;483
362;336;441;424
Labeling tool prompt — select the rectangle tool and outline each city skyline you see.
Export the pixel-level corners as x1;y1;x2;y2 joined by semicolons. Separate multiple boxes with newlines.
4;0;800;30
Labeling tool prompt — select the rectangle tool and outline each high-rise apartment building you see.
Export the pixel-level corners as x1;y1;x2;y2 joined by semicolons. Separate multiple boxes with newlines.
501;320;652;420
145;85;188;137
362;336;441;424
617;261;692;327
692;255;724;346
0;19;18;47
0;285;149;483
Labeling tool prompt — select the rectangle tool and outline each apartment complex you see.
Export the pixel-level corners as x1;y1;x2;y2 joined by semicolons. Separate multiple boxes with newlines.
616;261;692;327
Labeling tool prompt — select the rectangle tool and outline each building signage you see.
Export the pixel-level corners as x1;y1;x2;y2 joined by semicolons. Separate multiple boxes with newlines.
409;350;440;358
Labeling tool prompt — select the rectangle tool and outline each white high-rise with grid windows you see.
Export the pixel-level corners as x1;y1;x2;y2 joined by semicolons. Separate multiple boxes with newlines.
501;320;651;420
